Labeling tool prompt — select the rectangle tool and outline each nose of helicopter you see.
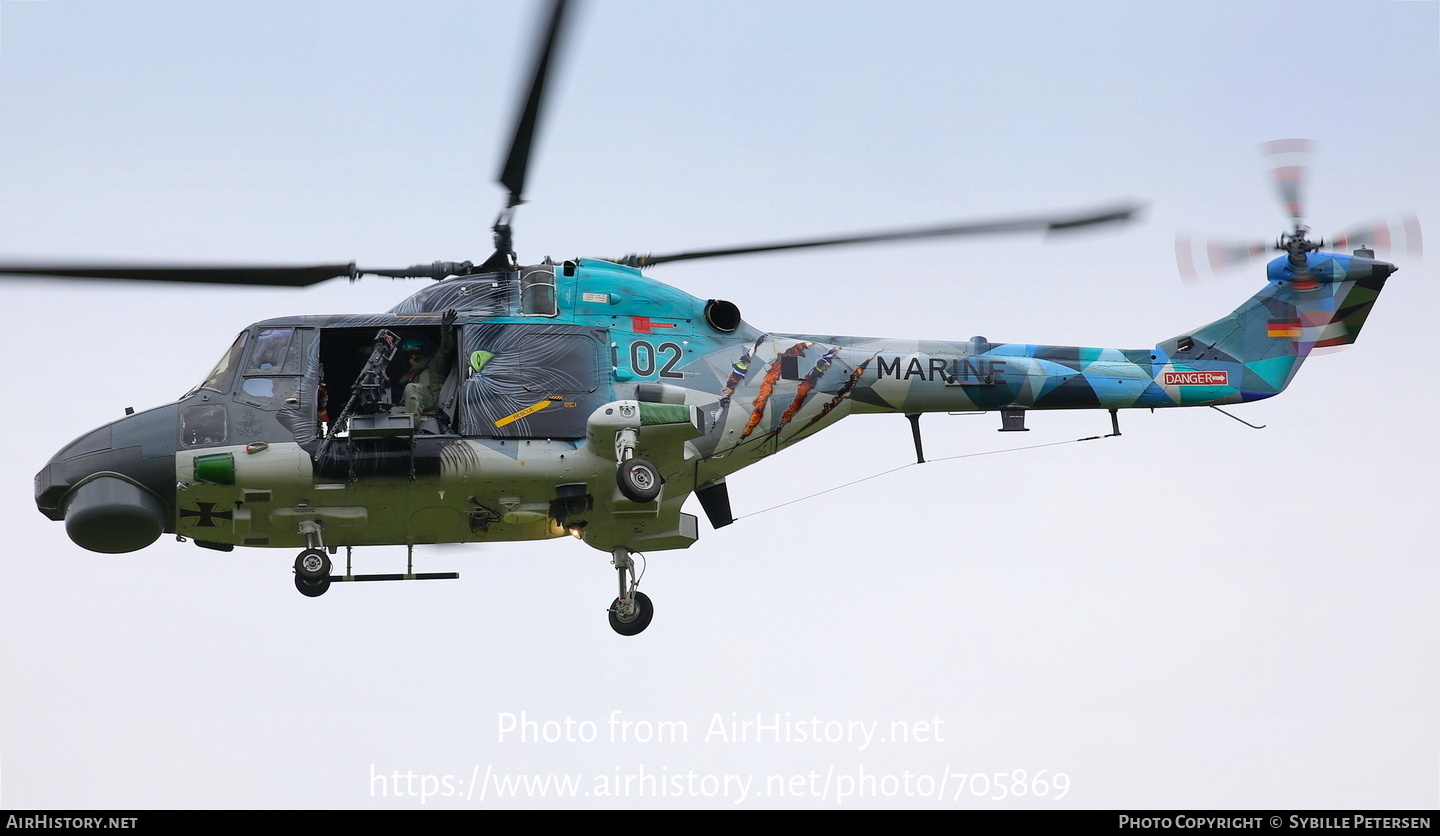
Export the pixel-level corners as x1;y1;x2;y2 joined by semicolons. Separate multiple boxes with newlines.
35;405;178;553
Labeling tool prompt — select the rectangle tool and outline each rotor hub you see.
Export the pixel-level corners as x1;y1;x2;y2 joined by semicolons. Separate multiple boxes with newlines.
1279;226;1321;267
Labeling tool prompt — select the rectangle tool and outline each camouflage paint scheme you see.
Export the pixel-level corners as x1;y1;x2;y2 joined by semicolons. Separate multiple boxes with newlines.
35;249;1393;559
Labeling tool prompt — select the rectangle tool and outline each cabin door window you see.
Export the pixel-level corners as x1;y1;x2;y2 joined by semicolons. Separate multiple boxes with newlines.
458;324;608;439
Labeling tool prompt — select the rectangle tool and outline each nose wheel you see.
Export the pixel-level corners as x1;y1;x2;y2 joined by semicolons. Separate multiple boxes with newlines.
609;591;653;635
608;548;653;635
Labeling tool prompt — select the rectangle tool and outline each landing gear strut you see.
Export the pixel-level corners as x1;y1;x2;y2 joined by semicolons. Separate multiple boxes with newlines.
614;427;663;503
293;521;332;598
608;548;653;636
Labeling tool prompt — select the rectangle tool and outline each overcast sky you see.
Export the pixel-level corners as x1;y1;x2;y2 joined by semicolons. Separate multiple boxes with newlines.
1;0;1436;809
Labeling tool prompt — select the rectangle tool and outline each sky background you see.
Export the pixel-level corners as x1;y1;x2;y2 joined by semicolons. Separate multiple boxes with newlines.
0;0;1436;809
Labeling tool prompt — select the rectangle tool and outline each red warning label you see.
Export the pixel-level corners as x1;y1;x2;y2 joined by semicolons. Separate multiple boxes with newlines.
1163;370;1230;386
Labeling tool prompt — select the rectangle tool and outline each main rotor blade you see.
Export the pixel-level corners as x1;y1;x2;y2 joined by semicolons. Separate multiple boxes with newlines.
497;0;572;208
0;259;493;286
616;203;1143;268
0;262;358;286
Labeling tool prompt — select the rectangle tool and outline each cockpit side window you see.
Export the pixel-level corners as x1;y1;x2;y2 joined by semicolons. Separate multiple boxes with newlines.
194;331;248;395
247;328;298;374
235;327;306;411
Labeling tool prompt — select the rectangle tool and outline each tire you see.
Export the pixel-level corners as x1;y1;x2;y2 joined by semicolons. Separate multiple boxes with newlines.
616;458;663;503
294;548;331;581
295;573;331;598
608;591;654;636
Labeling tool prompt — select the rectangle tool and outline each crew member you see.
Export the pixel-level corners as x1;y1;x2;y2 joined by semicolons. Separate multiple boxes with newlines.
399;309;457;417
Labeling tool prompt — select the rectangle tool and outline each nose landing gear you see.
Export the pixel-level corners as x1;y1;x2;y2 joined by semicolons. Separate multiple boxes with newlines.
608;547;653;635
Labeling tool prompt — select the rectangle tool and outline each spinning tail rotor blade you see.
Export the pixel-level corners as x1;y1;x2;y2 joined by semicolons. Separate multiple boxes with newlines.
1173;140;1421;284
1329;212;1423;260
1261;138;1312;225
1174;235;1270;285
616;202;1143;268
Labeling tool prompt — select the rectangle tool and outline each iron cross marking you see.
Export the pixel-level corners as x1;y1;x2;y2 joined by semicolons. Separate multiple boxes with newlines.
180;502;233;528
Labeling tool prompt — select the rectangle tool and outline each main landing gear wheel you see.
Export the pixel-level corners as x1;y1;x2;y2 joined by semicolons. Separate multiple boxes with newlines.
295;573;331;598
294;548;331;581
616;457;662;503
608;591;653;636
294;548;332;597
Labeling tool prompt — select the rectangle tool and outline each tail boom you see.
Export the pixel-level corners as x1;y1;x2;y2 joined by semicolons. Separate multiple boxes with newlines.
775;251;1395;417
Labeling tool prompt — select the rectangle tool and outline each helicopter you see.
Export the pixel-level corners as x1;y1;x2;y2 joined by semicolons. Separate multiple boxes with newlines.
8;1;1415;636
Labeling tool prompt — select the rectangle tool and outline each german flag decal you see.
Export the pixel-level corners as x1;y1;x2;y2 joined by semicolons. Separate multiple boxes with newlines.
1268;318;1301;338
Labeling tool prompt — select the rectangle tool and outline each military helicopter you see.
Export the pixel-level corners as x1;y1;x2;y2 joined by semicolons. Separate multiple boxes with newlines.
9;1;1413;636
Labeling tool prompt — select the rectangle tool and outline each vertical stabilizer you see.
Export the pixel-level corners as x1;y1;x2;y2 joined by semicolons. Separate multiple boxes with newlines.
1154;252;1396;404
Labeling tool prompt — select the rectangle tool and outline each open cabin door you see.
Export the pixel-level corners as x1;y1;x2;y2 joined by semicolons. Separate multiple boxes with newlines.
458;324;609;439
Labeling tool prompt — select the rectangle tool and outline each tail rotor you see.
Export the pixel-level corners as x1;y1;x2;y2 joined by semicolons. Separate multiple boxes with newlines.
1174;139;1420;283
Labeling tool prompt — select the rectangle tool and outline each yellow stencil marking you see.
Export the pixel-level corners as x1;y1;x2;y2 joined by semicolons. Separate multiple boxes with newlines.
495;400;552;428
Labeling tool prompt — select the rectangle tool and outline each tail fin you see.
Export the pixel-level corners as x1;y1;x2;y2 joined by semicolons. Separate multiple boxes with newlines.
1155;252;1396;403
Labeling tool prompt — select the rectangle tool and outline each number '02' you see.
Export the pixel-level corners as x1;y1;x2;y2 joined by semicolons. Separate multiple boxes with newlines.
629;341;684;379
